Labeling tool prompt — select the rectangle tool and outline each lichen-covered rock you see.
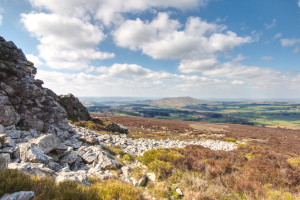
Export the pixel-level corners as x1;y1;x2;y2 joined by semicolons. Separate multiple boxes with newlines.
0;191;35;200
0;36;71;134
57;93;92;122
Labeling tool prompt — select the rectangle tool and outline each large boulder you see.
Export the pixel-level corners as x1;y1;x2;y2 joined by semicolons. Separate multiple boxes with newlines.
31;134;67;154
0;36;71;134
19;143;52;164
57;94;92;122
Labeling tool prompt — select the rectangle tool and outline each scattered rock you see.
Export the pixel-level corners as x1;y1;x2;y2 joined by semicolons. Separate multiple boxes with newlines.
0;191;34;200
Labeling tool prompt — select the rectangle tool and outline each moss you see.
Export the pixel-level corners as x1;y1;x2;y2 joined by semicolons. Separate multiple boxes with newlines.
224;138;237;143
287;157;300;168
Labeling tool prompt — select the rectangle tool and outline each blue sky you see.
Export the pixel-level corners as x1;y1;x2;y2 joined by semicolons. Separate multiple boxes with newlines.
1;0;300;99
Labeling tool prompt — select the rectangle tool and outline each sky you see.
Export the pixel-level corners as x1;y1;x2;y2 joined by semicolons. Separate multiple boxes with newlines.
1;0;300;100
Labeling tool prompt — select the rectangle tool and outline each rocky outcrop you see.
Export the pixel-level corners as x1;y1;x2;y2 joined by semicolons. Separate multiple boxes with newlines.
58;94;92;122
0;36;71;134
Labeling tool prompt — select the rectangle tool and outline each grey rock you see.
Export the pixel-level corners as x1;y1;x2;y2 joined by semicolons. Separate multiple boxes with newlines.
8;162;55;178
57;93;92;122
0;36;71;134
31;134;67;154
56;170;89;186
106;123;128;134
0;191;34;200
0;153;10;170
60;151;78;165
138;174;148;187
19;143;52;164
81;146;100;164
0;124;4;134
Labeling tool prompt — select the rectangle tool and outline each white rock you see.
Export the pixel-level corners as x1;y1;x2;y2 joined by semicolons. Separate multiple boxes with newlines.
175;188;184;197
8;162;55;178
56;170;89;186
31;134;67;154
60;151;78;165
121;166;132;177
146;172;156;182
19;143;52;164
0;191;34;200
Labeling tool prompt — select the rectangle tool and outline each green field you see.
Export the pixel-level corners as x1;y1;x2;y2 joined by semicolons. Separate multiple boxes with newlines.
87;101;300;130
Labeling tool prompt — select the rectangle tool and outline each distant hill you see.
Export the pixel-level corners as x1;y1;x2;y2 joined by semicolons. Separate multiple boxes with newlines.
151;96;207;107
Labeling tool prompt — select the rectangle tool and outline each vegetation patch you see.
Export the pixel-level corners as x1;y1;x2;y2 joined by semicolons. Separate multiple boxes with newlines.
0;169;143;200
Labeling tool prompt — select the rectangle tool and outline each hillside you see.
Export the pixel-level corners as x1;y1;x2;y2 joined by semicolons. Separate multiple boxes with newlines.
1;36;300;200
151;96;209;107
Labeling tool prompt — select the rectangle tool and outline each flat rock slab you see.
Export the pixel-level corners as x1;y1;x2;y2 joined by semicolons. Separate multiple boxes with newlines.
0;191;34;200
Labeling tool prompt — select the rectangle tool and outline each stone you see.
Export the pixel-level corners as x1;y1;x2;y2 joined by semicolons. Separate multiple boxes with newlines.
0;153;10;170
81;146;101;164
56;170;89;186
146;172;156;182
130;177;138;186
106;123;128;134
19;143;52;164
60;151;78;165
0;191;34;200
138;174;148;187
0;124;4;134
0;105;20;127
93;149;120;170
121;166;132;177
3;136;15;147
31;134;67;154
175;188;184;197
57;94;92;122
8;162;56;178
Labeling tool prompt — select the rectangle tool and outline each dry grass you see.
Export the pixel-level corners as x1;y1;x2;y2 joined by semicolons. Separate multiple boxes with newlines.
137;145;300;199
0;169;143;200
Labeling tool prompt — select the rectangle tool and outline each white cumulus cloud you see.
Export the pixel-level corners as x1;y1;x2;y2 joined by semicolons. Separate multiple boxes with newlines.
21;13;114;70
114;13;252;60
28;0;209;26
